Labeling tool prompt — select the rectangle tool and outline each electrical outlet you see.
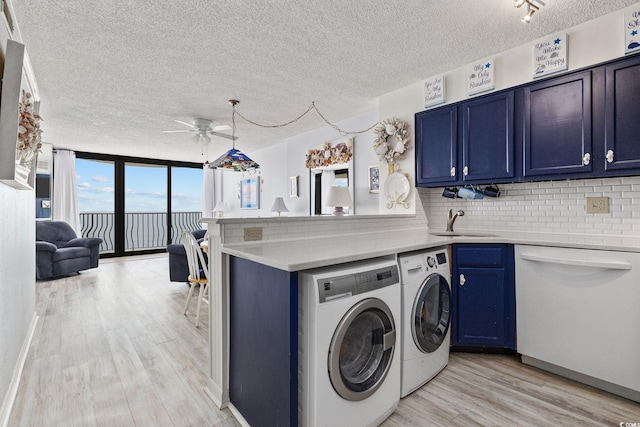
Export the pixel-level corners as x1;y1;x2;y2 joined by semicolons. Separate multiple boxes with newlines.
244;227;263;241
586;197;609;214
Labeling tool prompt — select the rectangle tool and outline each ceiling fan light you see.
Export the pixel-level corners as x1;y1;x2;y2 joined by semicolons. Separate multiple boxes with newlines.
192;133;211;144
514;0;526;8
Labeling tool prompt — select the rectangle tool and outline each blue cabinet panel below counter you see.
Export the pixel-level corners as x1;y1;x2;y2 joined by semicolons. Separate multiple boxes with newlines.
229;256;298;427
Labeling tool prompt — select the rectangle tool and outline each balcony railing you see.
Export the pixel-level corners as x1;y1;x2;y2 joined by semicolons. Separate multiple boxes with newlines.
80;211;202;253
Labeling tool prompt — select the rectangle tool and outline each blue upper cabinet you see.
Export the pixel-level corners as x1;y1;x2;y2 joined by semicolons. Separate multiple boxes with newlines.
461;92;515;182
604;55;640;172
523;71;592;177
415;105;458;186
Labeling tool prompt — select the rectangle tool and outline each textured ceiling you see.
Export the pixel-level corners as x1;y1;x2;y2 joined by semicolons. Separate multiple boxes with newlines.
9;0;639;162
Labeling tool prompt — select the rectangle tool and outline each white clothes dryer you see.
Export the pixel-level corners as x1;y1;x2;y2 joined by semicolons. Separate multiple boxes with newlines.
398;248;452;398
298;257;401;427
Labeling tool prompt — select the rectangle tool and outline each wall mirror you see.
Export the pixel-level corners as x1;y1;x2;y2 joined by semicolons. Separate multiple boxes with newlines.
306;138;354;215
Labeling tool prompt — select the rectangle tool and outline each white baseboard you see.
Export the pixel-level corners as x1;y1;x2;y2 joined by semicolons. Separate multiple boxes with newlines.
204;377;229;409
228;403;251;427
0;312;38;427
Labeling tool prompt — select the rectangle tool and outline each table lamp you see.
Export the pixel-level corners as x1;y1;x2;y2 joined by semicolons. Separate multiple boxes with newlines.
270;197;289;216
326;186;352;216
212;200;225;218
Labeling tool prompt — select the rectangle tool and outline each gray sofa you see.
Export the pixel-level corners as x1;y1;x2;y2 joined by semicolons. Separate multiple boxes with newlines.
167;229;207;282
36;221;103;280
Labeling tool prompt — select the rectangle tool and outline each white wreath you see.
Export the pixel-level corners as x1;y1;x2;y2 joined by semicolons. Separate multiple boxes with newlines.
373;118;410;164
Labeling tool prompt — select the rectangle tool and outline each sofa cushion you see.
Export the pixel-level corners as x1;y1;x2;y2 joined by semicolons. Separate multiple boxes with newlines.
52;246;91;262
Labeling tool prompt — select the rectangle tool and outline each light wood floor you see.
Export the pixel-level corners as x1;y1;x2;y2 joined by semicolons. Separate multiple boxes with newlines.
9;255;640;426
9;254;239;427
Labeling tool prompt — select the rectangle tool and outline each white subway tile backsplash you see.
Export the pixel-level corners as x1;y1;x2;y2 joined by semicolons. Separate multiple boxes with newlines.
418;176;640;237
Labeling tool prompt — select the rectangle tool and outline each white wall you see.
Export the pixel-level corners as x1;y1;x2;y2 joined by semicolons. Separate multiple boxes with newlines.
0;1;37;417
0;186;35;405
217;110;381;217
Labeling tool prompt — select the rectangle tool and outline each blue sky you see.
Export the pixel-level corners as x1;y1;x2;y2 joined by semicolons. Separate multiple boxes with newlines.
76;159;202;212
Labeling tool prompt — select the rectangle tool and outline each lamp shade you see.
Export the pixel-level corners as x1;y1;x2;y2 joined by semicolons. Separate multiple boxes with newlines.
325;186;352;216
210;148;259;172
270;197;289;216
212;200;225;217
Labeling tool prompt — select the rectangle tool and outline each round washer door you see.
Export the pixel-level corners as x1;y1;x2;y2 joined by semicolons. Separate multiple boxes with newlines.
328;298;396;401
412;273;451;353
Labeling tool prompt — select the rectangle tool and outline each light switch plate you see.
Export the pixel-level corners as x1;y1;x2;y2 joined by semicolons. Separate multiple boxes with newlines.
244;227;263;241
586;197;609;214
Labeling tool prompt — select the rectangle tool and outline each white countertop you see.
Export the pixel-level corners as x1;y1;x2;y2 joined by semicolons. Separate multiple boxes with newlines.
220;228;640;271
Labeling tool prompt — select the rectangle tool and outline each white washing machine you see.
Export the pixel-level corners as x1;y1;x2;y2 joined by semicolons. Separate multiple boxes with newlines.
298;256;401;427
398;248;452;398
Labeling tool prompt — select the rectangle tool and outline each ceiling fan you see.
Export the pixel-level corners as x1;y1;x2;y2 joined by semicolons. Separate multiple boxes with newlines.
163;118;236;143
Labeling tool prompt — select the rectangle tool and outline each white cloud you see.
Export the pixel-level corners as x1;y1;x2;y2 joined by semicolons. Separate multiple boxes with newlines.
92;175;109;183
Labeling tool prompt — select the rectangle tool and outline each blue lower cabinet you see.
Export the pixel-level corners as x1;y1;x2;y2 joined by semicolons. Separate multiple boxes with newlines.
451;244;516;350
229;256;298;427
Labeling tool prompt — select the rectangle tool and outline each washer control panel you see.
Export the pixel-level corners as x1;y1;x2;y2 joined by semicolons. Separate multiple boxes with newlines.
317;264;399;303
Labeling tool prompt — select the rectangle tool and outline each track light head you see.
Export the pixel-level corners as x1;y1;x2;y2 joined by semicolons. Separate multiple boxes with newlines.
521;8;535;23
515;0;539;23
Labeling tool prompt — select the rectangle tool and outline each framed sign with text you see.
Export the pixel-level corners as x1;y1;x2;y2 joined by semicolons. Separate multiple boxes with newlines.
533;34;568;78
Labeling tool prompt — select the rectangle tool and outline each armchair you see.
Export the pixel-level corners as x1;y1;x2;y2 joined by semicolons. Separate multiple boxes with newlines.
167;229;207;282
36;221;103;280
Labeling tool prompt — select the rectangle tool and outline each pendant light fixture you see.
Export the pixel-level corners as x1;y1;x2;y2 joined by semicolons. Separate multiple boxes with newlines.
209;100;260;172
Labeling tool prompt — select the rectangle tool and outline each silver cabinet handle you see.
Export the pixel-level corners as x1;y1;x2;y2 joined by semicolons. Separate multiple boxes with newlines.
463;166;469;176
606;150;614;163
450;167;456;177
583;153;591;165
459;274;466;285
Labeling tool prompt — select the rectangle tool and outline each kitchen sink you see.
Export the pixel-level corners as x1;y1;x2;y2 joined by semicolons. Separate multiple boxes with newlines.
428;231;498;237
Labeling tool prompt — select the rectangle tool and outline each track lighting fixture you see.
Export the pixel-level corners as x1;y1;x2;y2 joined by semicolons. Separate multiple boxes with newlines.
514;0;540;24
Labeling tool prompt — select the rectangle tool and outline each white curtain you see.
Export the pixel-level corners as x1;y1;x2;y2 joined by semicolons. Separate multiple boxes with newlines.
321;170;336;215
52;149;81;235
202;165;215;227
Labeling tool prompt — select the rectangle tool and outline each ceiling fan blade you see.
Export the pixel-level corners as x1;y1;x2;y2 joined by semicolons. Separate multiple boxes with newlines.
162;130;192;133
174;119;197;129
210;131;237;141
211;124;232;132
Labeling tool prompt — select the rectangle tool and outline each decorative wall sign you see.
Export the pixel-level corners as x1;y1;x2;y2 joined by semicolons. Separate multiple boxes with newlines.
424;75;445;108
625;9;640;54
533;33;568;78
289;175;298;198
368;165;379;193
468;59;494;96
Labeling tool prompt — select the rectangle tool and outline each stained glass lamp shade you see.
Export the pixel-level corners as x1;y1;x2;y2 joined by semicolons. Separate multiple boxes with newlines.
210;148;259;172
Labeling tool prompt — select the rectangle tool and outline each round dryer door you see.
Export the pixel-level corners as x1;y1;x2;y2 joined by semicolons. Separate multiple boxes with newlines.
412;273;451;353
328;298;396;401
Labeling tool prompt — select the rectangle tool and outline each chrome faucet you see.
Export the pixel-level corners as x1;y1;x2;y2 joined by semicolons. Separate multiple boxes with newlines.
446;209;465;232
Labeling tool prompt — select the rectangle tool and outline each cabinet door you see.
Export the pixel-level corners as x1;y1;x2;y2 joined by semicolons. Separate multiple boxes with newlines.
453;267;507;347
461;91;514;182
523;71;592;177
452;244;516;350
415;105;458;186
605;56;640;171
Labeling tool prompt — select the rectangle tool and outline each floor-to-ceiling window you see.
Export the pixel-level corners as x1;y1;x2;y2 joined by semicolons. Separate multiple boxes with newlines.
124;162;168;252
76;152;202;257
170;166;203;244
76;158;116;253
